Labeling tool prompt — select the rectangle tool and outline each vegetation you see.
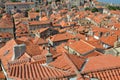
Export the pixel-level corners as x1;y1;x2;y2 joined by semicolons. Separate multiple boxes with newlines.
85;7;98;13
107;5;120;10
0;14;2;18
36;9;40;12
48;2;52;4
85;7;91;11
11;0;17;2
91;7;99;13
71;5;77;8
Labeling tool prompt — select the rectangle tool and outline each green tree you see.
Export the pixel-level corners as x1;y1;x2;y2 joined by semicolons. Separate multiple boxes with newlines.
107;5;120;10
85;7;91;11
91;8;98;13
11;0;17;2
36;9;40;12
0;14;2;18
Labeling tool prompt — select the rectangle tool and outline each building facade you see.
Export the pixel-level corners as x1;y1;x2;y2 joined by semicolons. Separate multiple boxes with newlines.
5;2;35;14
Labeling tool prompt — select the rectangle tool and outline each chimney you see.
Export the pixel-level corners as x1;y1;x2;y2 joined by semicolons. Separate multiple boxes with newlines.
114;36;120;48
46;9;49;18
88;28;94;36
46;47;53;63
67;14;70;22
99;32;103;37
85;34;89;41
39;10;42;21
117;36;120;42
12;44;26;60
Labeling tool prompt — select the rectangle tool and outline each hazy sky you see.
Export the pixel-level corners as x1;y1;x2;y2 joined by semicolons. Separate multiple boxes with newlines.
98;0;120;4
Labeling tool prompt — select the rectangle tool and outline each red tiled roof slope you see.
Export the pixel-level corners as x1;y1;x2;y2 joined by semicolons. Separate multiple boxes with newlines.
81;55;120;73
49;53;85;73
8;61;74;80
69;40;95;54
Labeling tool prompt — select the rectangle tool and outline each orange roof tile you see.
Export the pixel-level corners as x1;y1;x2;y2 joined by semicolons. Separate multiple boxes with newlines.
86;40;104;49
0;39;38;70
49;32;75;42
40;16;49;21
33;37;47;45
0;39;17;70
8;60;74;80
69;40;95;54
0;32;13;38
81;55;120;73
100;35;117;46
49;52;85;73
13;13;24;19
82;68;120;80
0;15;13;28
36;27;49;33
29;21;50;26
84;51;103;58
25;45;42;57
28;12;39;19
0;71;5;79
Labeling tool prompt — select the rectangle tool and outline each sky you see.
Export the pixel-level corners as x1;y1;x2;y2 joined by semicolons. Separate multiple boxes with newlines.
98;0;120;4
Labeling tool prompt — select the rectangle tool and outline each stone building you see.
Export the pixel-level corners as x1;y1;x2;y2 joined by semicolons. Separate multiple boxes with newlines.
5;2;35;14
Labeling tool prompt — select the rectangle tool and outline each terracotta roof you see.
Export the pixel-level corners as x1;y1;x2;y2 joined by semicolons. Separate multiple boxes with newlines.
100;35;117;46
81;55;120;73
29;21;50;26
40;16;49;21
25;45;42;57
0;71;5;79
8;61;74;80
49;32;75;42
32;48;62;62
0;15;13;28
0;39;36;70
84;51;103;58
92;27;110;33
13;13;24;19
33;37;48;45
86;40;104;49
36;27;49;33
69;40;95;55
113;23;120;28
110;10;120;15
49;52;85;73
28;12;39;19
0;39;18;70
75;34;86;40
16;22;29;37
82;67;120;80
0;32;13;38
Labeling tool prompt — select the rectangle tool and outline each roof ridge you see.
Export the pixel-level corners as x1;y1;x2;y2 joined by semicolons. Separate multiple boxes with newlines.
8;58;30;66
81;66;120;74
63;53;80;74
81;40;96;49
42;64;74;74
80;59;89;72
